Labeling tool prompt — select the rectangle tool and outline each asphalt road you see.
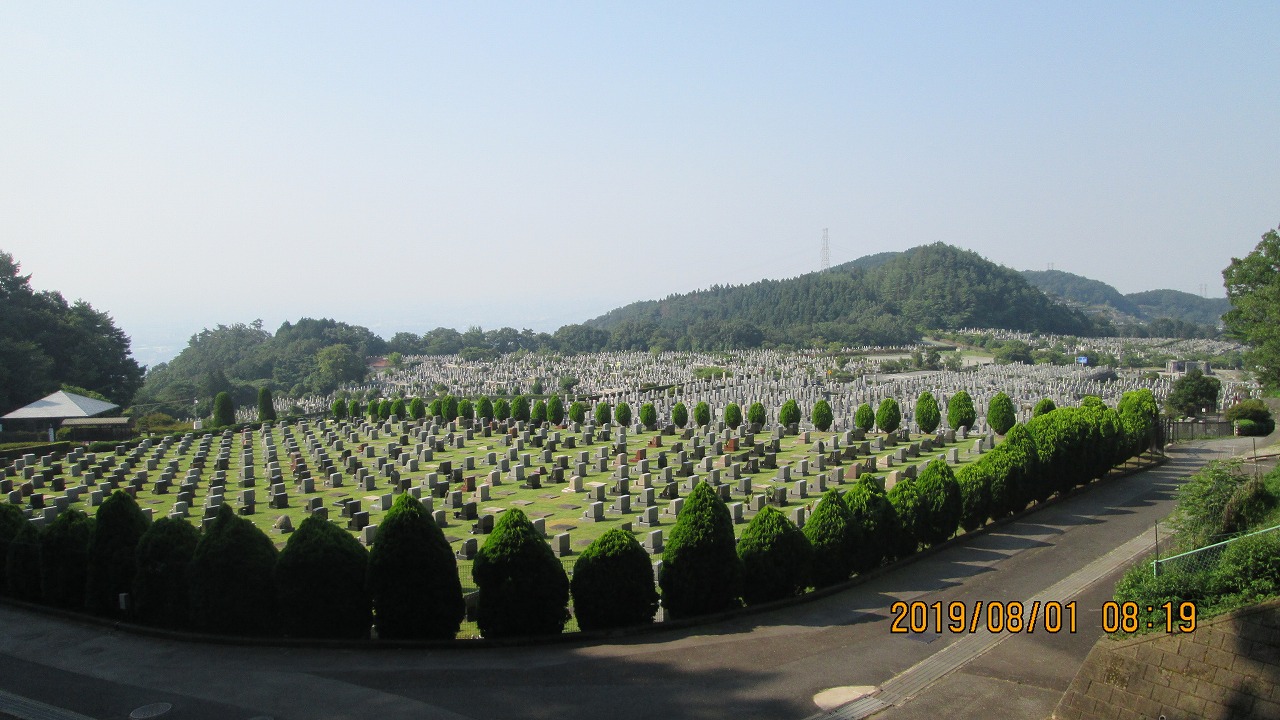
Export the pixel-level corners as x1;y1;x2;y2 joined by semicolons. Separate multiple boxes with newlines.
0;437;1263;720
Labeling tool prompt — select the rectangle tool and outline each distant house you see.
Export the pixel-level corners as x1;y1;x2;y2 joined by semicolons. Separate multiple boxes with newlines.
1;390;123;441
367;357;392;371
1165;360;1212;376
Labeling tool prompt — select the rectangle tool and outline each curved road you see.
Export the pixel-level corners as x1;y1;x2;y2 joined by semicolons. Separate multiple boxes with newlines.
0;438;1264;720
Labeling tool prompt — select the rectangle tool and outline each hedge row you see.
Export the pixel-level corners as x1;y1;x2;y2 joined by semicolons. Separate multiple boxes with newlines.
0;391;1160;637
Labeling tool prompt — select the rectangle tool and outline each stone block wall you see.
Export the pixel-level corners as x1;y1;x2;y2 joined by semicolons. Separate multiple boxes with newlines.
1054;599;1280;719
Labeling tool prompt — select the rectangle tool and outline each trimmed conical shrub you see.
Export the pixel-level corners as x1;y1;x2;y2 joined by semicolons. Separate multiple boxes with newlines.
947;390;976;431
473;507;569;638
367;493;464;640
570;528;658;631
40;508;93;608
0;503;28;593
188;504;279;636
915;459;962;547
803;488;859;587
133;517;199;628
277;515;371;639
915;392;941;434
660;481;743;618
844;476;897;572
737;506;811;605
86;490;149;615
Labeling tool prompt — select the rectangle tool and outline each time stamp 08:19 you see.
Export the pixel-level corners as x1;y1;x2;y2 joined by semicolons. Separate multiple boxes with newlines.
889;600;1199;635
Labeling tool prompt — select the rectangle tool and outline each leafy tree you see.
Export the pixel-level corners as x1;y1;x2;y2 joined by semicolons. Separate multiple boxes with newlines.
531;378;544;395
1225;398;1275;436
694;401;711;428
987;392;1016;435
915;392;941;434
803;489;858;587
876;398;901;434
347;398;362;419
86;490;149;615
547;395;565;425
594;402;612;427
5;522;42;601
390;398;407;420
188;505;279;636
947;390;976;430
723;403;742;430
811;400;833;432
660;481;744;618
473;508;569;638
1033;397;1056;417
366;494;464;640
132;517;199;628
475;397;494;421
956;462;993;533
378;398;393;421
844;477;897;572
993;340;1033;365
211;391;235;427
531;399;548;424
914;459;962;546
671;402;689;428
331;398;348;419
639;402;657;429
737;506;812;605
315;343;366;392
40;508;93;608
457;398;474;420
570;529;659;630
494;398;511;421
276;515;371;639
747;401;766;427
1165;367;1221;417
614;402;632;427
441;395;459;421
855;403;875;432
257;387;277;422
1222;227;1280;389
778;398;801;428
408;397;427;420
558;375;579;394
427;399;442;418
568;401;586;425
0;503;27;593
887;478;924;559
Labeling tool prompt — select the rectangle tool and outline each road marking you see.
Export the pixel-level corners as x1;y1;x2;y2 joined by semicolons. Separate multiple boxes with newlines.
0;689;97;720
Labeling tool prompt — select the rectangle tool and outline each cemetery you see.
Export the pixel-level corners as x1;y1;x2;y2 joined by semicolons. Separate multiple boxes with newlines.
0;352;1169;640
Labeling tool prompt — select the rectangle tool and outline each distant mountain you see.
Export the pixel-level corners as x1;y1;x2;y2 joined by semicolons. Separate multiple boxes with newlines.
585;243;1099;348
1020;269;1228;328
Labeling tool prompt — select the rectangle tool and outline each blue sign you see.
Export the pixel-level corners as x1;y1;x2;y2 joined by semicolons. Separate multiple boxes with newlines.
1076;356;1089;365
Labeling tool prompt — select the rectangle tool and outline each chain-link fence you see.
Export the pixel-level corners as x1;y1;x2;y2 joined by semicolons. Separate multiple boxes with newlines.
1153;522;1280;577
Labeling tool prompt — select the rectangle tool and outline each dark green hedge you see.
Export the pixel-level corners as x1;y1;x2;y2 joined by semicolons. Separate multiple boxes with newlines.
473;507;569;638
133;517;199;628
188;504;279;636
86;490;149;615
570;528;659;630
277;515;370;639
737;506;811;605
660;481;743;618
366;493;464;640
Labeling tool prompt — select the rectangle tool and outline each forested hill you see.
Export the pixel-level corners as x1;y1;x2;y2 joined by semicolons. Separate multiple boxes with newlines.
585;243;1099;347
1021;269;1230;328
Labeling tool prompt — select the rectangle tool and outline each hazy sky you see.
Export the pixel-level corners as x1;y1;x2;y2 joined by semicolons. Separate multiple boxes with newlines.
3;2;1277;367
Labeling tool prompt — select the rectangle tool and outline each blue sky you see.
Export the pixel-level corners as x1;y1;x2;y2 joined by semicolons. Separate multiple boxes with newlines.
2;2;1277;366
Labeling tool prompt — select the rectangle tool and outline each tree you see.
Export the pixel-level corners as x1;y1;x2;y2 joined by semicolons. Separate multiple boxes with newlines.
987;392;1016;435
276;515;371;639
132;517;199;628
476;397;494;421
811;400;833;432
408;397;427;420
1033;397;1056;417
331;398;348;419
1223;227;1280;389
876;398;901;434
747;402;766;427
0;503;27;593
693;401;711;428
1165;367;1221;417
843;477;897;572
914;459;962;547
6;522;42;601
547;395;565;425
660;482;743;618
211;391;234;427
737;506;812;605
568;400;586;425
390;398;407;420
723;403;743;430
86;490;149;615
778;399;801;428
472;508;569;638
639;402;657;430
441;395;459;421
366;494;464;640
915;392;941;434
347;398;362;419
315;343;366;392
855;403;875;432
671;402;688;428
803;489;858;587
457;398;474;420
40;508;93;608
379;398;393;420
947;390;976;431
614;402;632;427
256;387;277;422
594;402;611;427
188;505;279;636
494;398;511;421
570;529;659;630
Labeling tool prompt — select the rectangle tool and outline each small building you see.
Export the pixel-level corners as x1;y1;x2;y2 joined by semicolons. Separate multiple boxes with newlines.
1165;360;1212;376
1;390;122;441
60;416;135;441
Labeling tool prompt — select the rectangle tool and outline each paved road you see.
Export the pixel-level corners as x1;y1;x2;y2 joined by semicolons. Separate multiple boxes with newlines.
0;438;1263;720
